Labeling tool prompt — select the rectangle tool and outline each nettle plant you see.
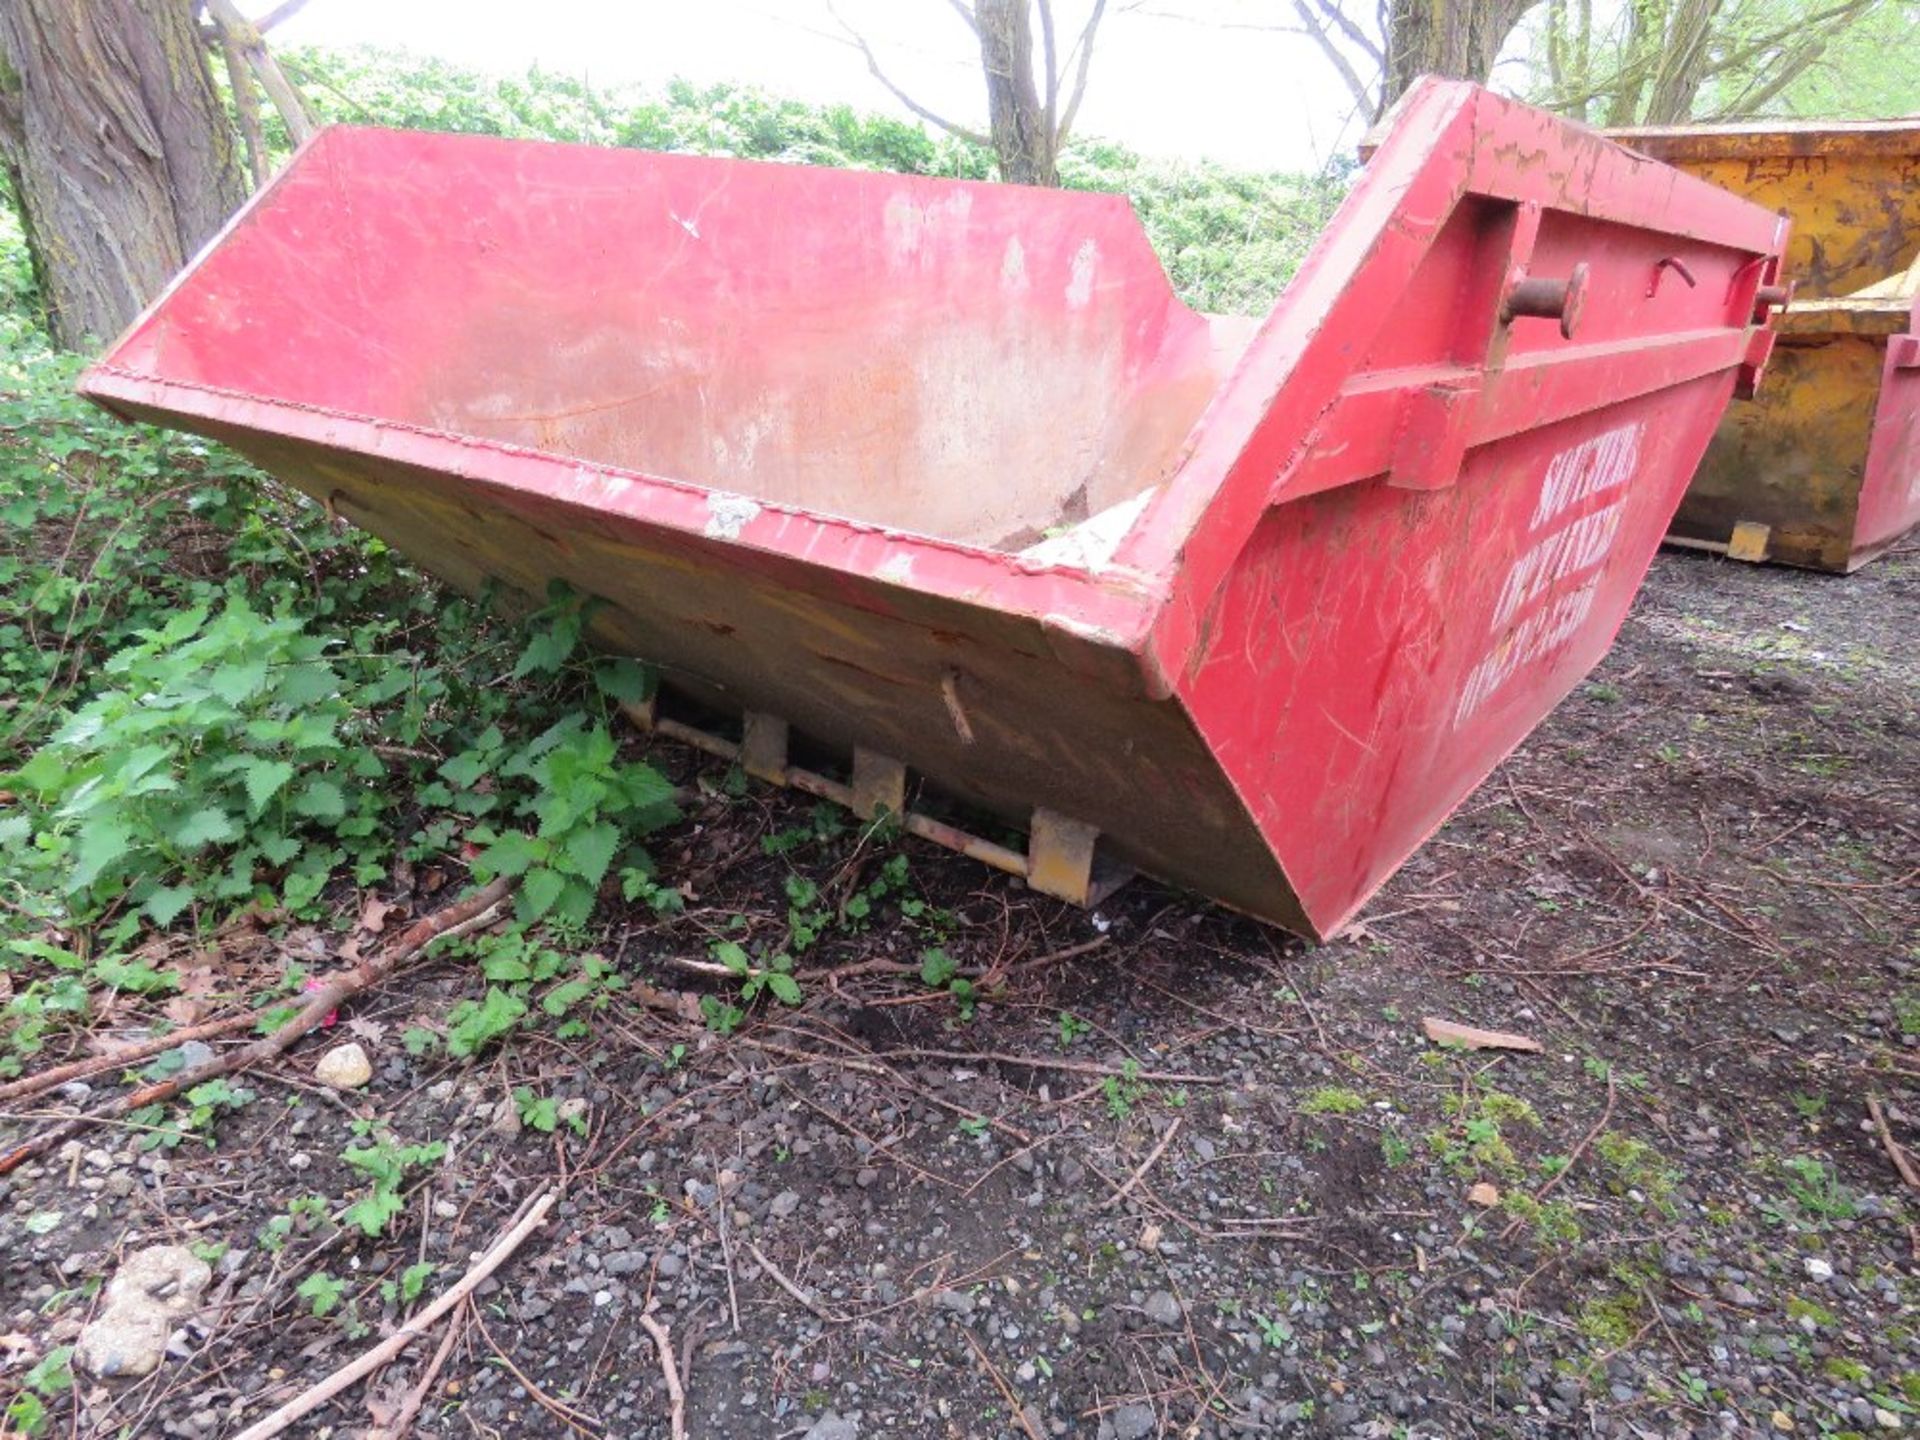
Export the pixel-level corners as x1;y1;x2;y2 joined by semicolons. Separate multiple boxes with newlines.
3;598;407;937
460;712;681;927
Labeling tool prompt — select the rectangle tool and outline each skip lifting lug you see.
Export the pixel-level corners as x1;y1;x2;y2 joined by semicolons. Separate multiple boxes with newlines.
1502;262;1589;341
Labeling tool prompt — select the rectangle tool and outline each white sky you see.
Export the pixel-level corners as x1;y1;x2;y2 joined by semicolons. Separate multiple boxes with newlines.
274;0;1370;172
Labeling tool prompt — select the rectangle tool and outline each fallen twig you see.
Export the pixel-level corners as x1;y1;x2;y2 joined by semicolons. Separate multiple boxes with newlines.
472;1304;601;1435
744;1238;848;1323
1867;1094;1920;1194
232;1186;555;1440
965;1331;1042;1440
636;1309;687;1440
372;1296;467;1440
1100;1117;1183;1211
0;878;512;1177
862;1044;1221;1085
0;1008;261;1106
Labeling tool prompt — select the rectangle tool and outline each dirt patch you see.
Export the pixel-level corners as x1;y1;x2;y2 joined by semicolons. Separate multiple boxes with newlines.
3;547;1916;1439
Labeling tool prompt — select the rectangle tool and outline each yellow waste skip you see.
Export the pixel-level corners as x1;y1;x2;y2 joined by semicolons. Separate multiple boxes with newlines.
1609;121;1920;572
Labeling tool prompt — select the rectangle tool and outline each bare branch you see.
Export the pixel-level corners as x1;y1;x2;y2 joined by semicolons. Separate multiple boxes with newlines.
1054;0;1109;143
945;0;982;32
1307;0;1385;68
1291;0;1376;115
215;21;269;186
203;0;313;145
1037;0;1060;137
254;0;311;33
824;0;991;146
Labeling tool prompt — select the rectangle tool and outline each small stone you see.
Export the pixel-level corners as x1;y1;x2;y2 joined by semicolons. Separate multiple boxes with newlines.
656;1252;685;1278
75;1245;212;1378
933;1288;976;1316
855;1168;879;1189
1874;1410;1902;1431
556;1097;590;1126
1771;1410;1794;1432
803;1414;859;1440
1718;1282;1760;1308
315;1042;373;1090
1143;1291;1183;1328
770;1189;802;1220
602;1251;651;1277
1803;1257;1833;1281
1467;1182;1501;1208
1112;1402;1157;1440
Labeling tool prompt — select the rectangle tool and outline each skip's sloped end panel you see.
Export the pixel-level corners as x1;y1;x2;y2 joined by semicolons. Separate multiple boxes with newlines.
1189;383;1727;937
1157;82;1785;938
1853;337;1920;566
113;401;1311;934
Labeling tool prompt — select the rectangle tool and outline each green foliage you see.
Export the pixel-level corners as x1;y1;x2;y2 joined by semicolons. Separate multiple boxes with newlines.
1299;1086;1367;1116
715;939;803;1007
918;946;977;1018
339;1131;447;1237
1518;0;1914;125
4;1342;73;1435
4;599;395;928
296;1271;347;1319
129;1077;253;1152
1103;1060;1146;1121
1775;1154;1856;1223
513;1086;559;1134
380;1261;436;1309
1594;1130;1680;1211
445;986;530;1058
258;1193;331;1253
0;940;91;1076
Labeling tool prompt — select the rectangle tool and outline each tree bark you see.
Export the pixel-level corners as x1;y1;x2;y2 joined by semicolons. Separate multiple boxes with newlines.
0;0;247;350
975;0;1058;186
1378;0;1540;117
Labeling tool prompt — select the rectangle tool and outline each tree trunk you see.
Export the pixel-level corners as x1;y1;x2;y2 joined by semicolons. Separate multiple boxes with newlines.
1379;0;1540;117
0;0;246;350
975;0;1058;186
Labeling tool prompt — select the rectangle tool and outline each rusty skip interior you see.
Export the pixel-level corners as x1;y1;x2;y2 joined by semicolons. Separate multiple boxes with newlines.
132;133;1262;563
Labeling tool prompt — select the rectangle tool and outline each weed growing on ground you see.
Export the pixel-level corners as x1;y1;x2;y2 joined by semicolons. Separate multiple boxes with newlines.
1103;1061;1147;1121
3;1345;73;1437
1594;1131;1681;1213
339;1126;447;1238
1773;1154;1857;1225
1299;1086;1366;1116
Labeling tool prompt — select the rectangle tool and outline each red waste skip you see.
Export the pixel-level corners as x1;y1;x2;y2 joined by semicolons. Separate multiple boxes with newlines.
79;79;1786;940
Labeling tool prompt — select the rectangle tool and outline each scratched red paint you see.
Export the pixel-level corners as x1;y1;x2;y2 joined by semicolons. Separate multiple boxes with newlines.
79;80;1785;940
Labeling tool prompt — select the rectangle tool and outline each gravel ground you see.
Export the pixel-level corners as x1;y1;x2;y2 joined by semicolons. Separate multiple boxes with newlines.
3;545;1916;1439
